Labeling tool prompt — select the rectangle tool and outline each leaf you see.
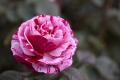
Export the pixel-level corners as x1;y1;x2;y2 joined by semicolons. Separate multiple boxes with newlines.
88;36;105;51
92;0;104;7
76;50;96;65
75;32;89;49
85;13;102;33
95;55;119;80
0;71;24;80
0;5;6;14
4;28;17;46
17;2;36;20
59;77;68;80
35;0;60;16
79;65;101;80
64;65;102;80
64;67;87;80
6;8;19;22
107;17;120;36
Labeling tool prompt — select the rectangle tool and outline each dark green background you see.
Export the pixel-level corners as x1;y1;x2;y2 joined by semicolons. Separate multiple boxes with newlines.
0;0;120;80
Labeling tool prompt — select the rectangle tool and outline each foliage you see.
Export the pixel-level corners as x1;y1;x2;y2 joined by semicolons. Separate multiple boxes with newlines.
0;0;120;80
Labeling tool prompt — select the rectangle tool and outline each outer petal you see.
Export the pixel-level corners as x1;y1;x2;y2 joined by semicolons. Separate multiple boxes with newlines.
32;58;72;74
18;21;35;56
11;33;31;63
11;33;23;56
61;44;77;59
58;59;72;71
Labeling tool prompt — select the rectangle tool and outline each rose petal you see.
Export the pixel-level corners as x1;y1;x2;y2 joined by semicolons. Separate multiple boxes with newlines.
11;33;23;56
48;42;70;57
18;22;35;56
58;59;72;71
32;58;72;74
38;54;63;65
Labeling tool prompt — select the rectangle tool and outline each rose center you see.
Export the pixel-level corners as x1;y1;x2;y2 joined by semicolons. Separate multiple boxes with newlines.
28;35;57;53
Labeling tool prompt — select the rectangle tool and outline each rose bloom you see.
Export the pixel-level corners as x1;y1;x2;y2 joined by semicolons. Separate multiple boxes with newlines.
11;14;78;74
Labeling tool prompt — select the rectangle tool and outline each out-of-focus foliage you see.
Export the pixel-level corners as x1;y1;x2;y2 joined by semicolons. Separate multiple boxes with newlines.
0;0;120;80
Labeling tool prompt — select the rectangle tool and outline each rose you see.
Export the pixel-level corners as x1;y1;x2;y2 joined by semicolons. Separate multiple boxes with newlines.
11;14;78;74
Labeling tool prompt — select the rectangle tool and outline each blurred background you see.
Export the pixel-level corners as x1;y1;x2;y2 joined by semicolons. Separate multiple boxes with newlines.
0;0;120;80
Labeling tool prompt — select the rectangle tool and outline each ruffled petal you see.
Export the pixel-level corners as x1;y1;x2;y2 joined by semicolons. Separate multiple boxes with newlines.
48;42;70;57
18;21;35;56
38;54;63;65
32;58;72;74
11;33;23;56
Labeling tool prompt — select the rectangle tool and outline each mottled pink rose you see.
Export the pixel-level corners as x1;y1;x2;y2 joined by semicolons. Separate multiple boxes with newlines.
11;14;78;74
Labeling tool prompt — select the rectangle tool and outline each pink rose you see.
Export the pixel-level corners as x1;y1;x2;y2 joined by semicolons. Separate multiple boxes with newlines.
11;14;78;74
